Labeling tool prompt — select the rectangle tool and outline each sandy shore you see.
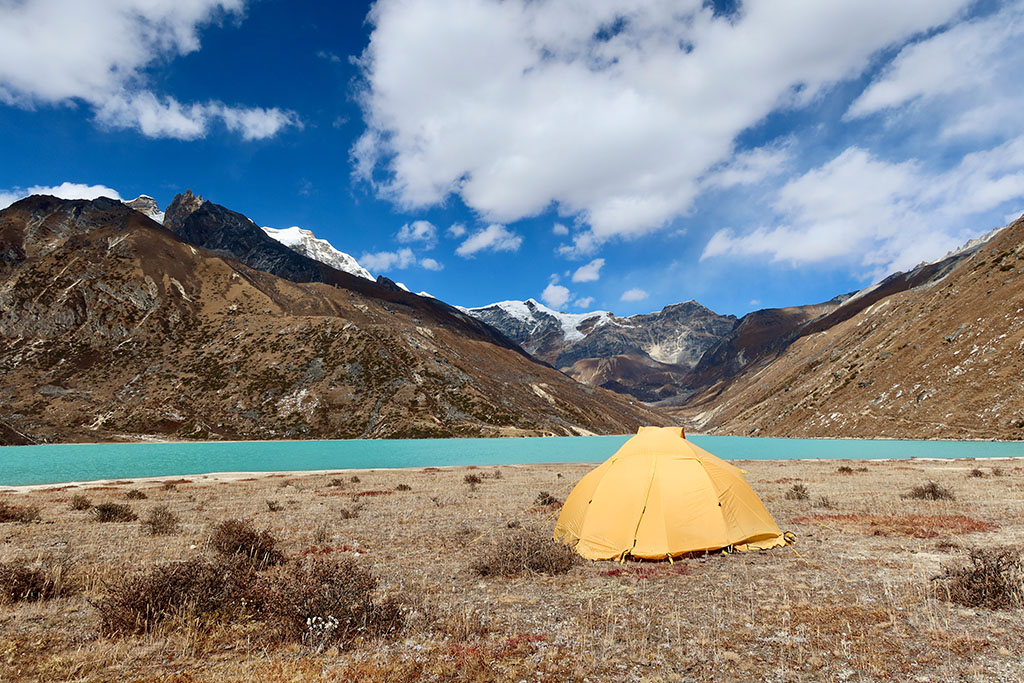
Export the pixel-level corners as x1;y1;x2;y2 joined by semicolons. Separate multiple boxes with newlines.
2;457;1023;680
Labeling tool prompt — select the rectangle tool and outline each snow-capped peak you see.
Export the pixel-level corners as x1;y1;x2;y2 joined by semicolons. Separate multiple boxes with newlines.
460;298;615;342
262;225;373;281
123;195;164;224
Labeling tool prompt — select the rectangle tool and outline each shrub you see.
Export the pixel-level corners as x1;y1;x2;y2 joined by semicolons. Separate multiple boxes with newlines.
395;484;412;491
968;468;986;478
259;557;404;650
464;474;482;486
70;494;92;511
0;557;74;604
350;476;361;484
92;503;137;522
266;500;283;512
905;480;955;501
313;523;331;545
210;519;285;566
327;478;345;488
534;491;560;506
992;467;1005;477
338;506;360;520
933;547;1024;609
143;505;180;536
161;482;177;491
0;501;41;524
814;496;837;510
95;558;256;635
470;528;577;577
125;489;147;500
837;465;854;475
785;484;810;501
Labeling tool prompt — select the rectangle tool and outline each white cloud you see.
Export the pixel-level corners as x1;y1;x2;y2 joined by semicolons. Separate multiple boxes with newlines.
455;223;523;257
702;142;792;190
572;258;605;283
419;257;443;271
1006;210;1024;226
702;139;1024;275
397;219;437;247
359;247;417;271
552;222;569;236
620;288;648;302
354;0;967;249
574;296;594;309
0;181;122;210
0;0;298;140
749;299;761;307
541;283;570;309
846;5;1024;140
446;222;467;238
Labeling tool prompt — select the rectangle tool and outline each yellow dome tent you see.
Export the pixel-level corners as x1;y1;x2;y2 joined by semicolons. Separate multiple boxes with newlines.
554;426;789;561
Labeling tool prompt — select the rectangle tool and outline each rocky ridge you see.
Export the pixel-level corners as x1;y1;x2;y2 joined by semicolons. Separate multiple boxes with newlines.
0;195;666;444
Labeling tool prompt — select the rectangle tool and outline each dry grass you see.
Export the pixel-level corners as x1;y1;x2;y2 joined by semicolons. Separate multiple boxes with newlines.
905;479;956;501
209;518;285;566
469;526;577;577
142;504;180;536
1;458;1022;681
91;502;137;522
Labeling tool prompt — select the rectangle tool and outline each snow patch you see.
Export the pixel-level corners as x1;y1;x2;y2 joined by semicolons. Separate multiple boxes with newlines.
262;226;373;280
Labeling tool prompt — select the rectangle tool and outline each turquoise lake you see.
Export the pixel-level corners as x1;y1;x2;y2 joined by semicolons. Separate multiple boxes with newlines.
2;435;1022;487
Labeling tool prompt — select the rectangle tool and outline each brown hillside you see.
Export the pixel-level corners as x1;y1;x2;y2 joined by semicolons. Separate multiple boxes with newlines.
675;216;1024;440
0;196;667;443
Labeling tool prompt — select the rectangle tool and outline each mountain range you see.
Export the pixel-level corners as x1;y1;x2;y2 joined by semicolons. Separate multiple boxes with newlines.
2;190;1021;443
0;193;664;444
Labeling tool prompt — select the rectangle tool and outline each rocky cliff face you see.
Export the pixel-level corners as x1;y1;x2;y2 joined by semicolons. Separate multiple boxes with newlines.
0;195;667;444
674;216;1024;440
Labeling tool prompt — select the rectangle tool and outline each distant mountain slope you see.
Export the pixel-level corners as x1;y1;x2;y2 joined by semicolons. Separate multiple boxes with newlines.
0;195;667;444
461;298;737;402
675;215;1024;440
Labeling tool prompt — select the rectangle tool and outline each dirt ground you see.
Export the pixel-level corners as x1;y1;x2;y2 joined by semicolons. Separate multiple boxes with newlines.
1;456;1023;681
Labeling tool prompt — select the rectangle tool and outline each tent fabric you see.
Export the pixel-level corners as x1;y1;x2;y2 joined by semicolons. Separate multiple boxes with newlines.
553;426;787;560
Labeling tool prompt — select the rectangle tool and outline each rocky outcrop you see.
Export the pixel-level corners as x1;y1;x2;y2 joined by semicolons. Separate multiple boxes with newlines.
0;195;667;444
163;189;204;231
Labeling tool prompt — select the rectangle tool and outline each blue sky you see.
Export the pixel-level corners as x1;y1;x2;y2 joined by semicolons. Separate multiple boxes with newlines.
2;0;1023;318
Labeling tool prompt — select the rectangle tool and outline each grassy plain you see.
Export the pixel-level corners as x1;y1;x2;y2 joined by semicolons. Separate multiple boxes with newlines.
1;457;1023;681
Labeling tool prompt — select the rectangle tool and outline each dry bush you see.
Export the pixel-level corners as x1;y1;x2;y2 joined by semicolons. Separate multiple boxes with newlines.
933;547;1024;609
534;491;559;506
92;503;137;522
327;478;345;488
312;523;331;545
161;482;177;491
785;483;810;501
470;527;577;577
905;480;955;501
70;494;92;510
968;468;986;478
837;465;855;474
125;489;147;500
991;466;1005;477
0;557;74;604
0;501;42;523
350;476;361;483
210;518;285;566
94;558;257;635
258;557;404;650
463;474;482;486
143;504;180;536
266;500;283;512
338;506;360;520
814;496;837;510
395;484;412;491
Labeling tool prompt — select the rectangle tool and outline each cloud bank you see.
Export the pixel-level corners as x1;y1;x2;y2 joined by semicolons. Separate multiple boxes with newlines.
0;0;298;140
354;0;969;253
